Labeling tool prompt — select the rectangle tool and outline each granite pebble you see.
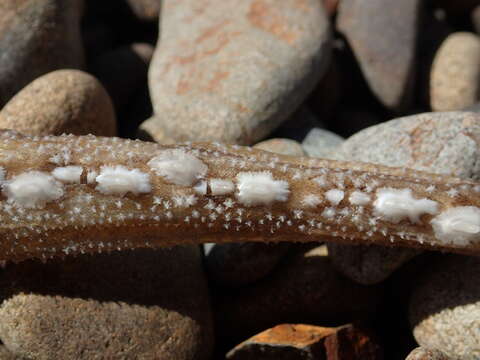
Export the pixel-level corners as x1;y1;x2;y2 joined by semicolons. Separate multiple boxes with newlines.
149;0;331;144
409;255;480;360
430;32;480;111
0;247;213;360
0;70;117;136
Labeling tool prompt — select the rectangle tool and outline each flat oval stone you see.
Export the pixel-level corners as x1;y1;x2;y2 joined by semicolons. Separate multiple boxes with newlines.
0;0;84;107
0;70;117;137
337;0;421;110
0;247;213;360
430;32;480;111
149;0;331;144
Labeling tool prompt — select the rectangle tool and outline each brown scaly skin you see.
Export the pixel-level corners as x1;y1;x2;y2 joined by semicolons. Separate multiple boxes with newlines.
0;129;479;263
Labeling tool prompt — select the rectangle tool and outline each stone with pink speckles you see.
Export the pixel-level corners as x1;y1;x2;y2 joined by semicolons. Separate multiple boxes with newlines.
148;0;331;144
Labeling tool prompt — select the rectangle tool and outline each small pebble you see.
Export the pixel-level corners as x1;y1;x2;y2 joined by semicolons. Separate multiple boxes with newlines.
430;32;480;111
0;70;117;137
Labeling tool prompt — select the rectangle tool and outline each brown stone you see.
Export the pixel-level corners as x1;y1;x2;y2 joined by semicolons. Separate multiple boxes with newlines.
430;32;480;111
324;324;383;360
0;247;213;360
0;70;117;137
226;324;336;359
226;323;382;360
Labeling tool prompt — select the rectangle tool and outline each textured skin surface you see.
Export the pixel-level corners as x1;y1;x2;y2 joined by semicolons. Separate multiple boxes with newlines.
337;0;421;110
430;33;480;111
0;0;84;107
1;130;480;262
148;0;331;144
0;70;117;137
328;111;480;284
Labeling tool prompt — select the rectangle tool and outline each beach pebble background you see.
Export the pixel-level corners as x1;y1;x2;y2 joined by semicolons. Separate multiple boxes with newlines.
1;0;480;359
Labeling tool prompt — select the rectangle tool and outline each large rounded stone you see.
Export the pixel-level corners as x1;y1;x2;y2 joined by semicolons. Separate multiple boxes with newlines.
0;247;213;360
0;0;84;107
149;0;331;144
409;255;480;359
328;111;480;284
337;0;421;110
214;245;383;341
430;32;480;111
0;70;117;136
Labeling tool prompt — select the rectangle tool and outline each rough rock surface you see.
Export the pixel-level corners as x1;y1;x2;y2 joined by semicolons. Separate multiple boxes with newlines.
0;247;213;360
0;70;117;137
337;0;421;110
0;0;84;107
409;255;480;360
149;0;331;144
430;32;480;111
328;111;480;284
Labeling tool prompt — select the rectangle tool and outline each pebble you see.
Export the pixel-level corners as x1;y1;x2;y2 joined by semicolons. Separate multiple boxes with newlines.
0;247;213;360
328;111;480;284
126;0;162;22
254;138;305;156
406;347;452;360
0;0;84;107
409;255;480;360
226;323;337;359
148;0;331;144
0;70;117;136
214;245;383;341
301;128;344;158
430;32;480;111
337;0;421;110
136;116;177;144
